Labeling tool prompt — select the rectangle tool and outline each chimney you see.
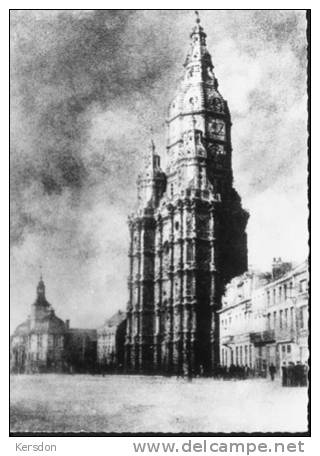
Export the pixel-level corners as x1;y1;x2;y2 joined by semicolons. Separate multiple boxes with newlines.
65;319;70;330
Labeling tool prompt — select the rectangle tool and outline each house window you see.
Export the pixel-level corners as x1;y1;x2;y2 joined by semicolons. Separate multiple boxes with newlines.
289;282;293;297
284;308;288;329
290;307;294;329
299;279;307;293
280;310;283;329
287;344;291;353
163;241;170;255
299;308;305;329
284;284;287;300
273;311;277;329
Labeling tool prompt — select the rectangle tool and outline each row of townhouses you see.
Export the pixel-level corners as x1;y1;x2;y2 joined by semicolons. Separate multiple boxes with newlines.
219;258;308;376
10;258;308;376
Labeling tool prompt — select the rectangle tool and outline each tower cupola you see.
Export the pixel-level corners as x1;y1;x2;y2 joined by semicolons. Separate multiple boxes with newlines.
36;274;46;300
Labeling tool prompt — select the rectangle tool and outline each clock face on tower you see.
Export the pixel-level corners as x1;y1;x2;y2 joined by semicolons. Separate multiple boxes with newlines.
207;119;226;140
208;143;226;158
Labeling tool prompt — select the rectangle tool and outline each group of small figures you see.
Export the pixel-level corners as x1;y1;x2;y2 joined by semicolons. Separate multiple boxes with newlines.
212;364;255;380
195;362;308;386
281;362;308;387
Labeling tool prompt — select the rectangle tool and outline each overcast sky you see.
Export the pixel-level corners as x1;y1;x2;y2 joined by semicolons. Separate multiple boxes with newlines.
10;10;308;330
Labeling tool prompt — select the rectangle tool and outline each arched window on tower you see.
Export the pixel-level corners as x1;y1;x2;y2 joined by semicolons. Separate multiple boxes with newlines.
187;243;194;262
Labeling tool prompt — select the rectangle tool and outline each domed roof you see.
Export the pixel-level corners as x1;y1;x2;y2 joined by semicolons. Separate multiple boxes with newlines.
12;312;66;336
13;319;30;337
12;276;66;337
31;311;66;334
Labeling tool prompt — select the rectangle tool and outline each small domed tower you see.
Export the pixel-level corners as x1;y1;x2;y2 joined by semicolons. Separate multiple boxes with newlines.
36;274;45;298
11;275;66;373
30;274;51;328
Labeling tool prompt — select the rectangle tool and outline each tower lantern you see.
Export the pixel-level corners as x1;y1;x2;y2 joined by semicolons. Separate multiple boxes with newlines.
36;274;46;300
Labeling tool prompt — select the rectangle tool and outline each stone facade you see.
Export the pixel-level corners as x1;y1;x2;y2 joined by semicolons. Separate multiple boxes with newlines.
10;276;66;373
125;14;248;375
64;328;97;373
219;259;309;376
97;310;126;370
264;260;308;371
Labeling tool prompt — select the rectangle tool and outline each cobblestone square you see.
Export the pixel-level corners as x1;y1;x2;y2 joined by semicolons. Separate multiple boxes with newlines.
10;374;308;433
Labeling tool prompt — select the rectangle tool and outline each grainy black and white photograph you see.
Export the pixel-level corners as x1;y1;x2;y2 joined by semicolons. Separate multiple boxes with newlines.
10;9;309;435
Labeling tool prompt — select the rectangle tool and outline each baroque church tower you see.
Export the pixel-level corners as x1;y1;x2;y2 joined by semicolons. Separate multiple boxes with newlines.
125;12;249;375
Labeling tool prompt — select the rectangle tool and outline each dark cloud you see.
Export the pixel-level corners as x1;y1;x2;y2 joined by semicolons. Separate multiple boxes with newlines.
10;10;185;245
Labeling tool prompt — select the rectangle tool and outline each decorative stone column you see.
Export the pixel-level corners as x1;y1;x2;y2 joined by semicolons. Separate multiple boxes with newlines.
209;203;221;369
153;214;163;371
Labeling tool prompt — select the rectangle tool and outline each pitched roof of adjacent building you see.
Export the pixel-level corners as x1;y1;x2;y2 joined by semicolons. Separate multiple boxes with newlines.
98;310;126;333
67;328;97;341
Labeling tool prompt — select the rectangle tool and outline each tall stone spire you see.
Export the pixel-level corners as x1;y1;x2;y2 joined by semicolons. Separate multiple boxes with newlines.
166;10;230;200
136;130;166;208
125;12;248;376
184;10;215;82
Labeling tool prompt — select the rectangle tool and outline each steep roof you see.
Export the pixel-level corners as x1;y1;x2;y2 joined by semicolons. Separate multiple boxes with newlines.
98;310;126;333
67;328;97;342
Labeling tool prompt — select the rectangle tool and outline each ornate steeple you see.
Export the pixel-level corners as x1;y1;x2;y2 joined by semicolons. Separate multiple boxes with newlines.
148;129;161;176
164;12;231;201
136;131;166;208
183;12;217;87
34;273;50;310
30;273;51;327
